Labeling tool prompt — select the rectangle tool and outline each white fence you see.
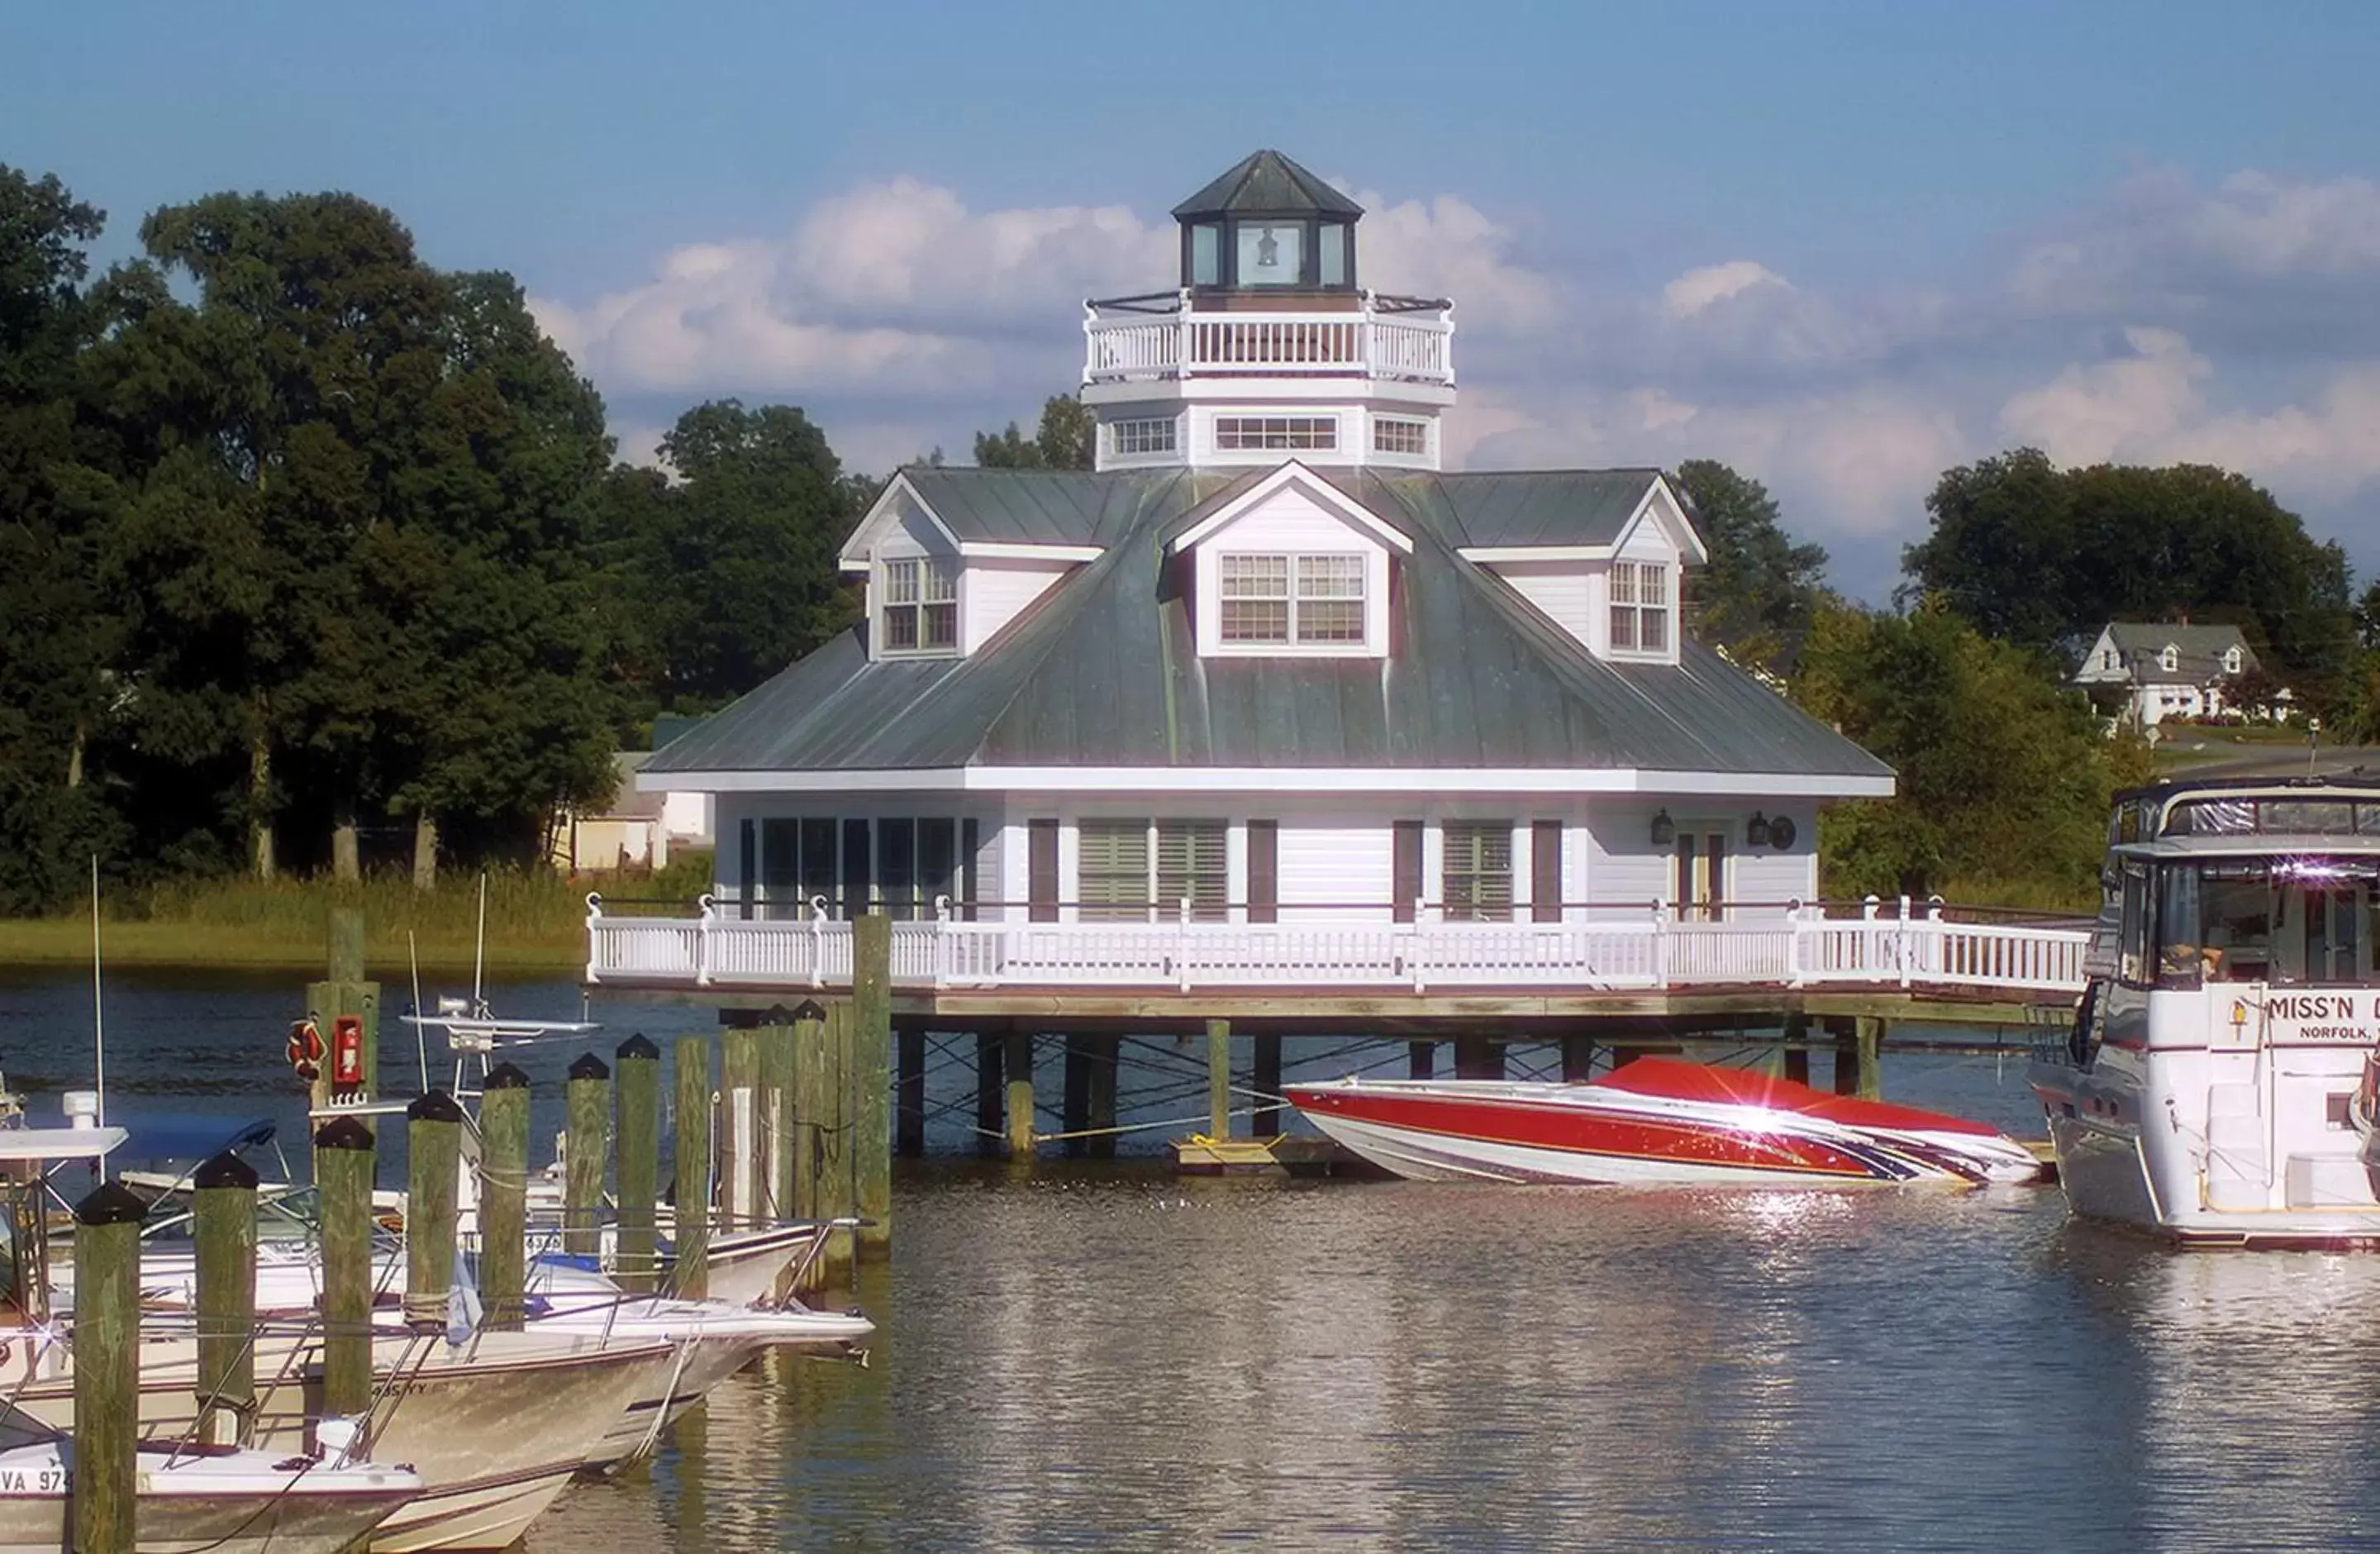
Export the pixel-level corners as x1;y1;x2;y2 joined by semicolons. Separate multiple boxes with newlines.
1083;293;1454;388
585;898;2091;998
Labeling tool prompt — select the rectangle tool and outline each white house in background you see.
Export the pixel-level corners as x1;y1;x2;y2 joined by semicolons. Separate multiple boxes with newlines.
599;151;1928;999
2072;622;2278;727
553;752;674;873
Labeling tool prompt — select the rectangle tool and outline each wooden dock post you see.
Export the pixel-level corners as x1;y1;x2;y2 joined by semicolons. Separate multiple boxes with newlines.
564;1053;611;1258
1062;1036;1091;1158
73;1181;145;1554
308;905;379;1110
315;1114;376;1418
974;1031;1003;1158
193;1150;258;1447
405;1089;464;1332
1254;1033;1285;1137
1560;1036;1596;1082
478;1063;531;1329
1408;1040;1435;1080
1854;1015;1884;1099
615;1035;661;1293
1003;1028;1036;1161
1086;1035;1117;1160
852;915;893;1251
791;1006;826;1217
721;1026;762;1228
672;1036;712;1299
1782;1013;1811;1086
813;1003;857;1275
897;1027;927;1157
1454;1033;1502;1080
1207;1018;1231;1138
760;1021;796;1221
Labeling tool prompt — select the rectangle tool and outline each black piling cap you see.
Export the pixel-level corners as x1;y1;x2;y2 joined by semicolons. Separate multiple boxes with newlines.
793;999;828;1023
74;1180;148;1228
314;1115;376;1152
193;1150;260;1191
483;1062;531;1092
569;1052;612;1083
616;1032;659;1062
407;1089;465;1124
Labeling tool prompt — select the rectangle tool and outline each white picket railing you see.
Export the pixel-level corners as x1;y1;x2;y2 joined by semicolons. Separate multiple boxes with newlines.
584;897;2090;998
1083;291;1454;388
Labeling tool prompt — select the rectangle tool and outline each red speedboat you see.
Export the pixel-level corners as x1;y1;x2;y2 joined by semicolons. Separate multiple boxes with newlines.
1286;1057;2044;1186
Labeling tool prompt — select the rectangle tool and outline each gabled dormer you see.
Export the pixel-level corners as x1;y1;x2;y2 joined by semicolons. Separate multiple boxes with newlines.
1451;470;1706;666
840;471;1106;660
1167;461;1410;659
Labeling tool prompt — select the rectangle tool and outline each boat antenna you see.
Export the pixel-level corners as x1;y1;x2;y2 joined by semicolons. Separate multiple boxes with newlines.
89;855;105;1129
409;928;431;1094
473;871;488;1014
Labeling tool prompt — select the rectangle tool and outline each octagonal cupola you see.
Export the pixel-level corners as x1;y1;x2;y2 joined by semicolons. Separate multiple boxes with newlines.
1083;150;1456;474
1173;149;1364;293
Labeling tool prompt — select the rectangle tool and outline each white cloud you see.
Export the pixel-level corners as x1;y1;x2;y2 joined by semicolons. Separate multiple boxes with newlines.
1661;260;1789;319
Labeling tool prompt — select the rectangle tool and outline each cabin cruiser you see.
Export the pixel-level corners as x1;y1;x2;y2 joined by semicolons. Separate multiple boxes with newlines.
2030;775;2380;1245
1288;1056;2044;1185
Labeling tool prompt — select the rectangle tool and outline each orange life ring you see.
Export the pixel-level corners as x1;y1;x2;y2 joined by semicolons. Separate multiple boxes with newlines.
287;1019;326;1082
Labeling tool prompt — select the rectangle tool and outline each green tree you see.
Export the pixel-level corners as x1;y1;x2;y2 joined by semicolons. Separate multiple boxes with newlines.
1902;450;2355;702
973;393;1095;470
1792;601;2142;905
0;167;124;912
1673;459;1830;672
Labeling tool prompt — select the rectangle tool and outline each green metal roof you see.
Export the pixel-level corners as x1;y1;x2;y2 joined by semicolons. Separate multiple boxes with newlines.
1171;150;1364;222
650;467;1890;782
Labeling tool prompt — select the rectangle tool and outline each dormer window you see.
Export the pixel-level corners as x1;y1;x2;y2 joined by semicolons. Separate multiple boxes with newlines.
2159;644;2179;674
1609;562;1672;655
1220;553;1366;646
2224;646;2243;675
880;556;957;655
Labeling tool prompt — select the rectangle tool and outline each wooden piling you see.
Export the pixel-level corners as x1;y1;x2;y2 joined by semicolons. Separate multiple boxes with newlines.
760;1022;796;1221
315;1114;376;1418
816;1003;857;1275
308;906;379;1112
1086;1035;1117;1161
1782;1012;1811;1086
1454;1033;1501;1080
1207;1018;1230;1138
852;914;893;1251
792;1007;826;1218
897;1027;926;1157
721;1027;762;1229
1254;1033;1285;1137
615;1036;661;1294
193;1150;259;1447
1407;1040;1435;1080
672;1036;712;1300
564;1053;611;1259
405;1089;464;1332
1003;1028;1035;1161
1559;1036;1596;1082
1854;1015;1884;1099
1061;1036;1091;1159
73;1181;145;1554
478;1063;531;1330
975;1031;1004;1158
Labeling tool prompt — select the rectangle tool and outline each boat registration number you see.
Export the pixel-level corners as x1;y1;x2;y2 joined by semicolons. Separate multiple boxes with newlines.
0;1467;67;1494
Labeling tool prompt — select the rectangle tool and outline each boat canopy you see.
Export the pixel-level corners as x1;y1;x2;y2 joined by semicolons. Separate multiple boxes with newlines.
0;1126;127;1163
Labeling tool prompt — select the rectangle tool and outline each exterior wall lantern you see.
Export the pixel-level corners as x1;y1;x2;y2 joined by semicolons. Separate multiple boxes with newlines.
1649;809;1676;846
1745;812;1772;847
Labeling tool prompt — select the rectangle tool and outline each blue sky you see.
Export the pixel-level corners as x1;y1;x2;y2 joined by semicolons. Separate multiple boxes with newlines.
12;0;2380;602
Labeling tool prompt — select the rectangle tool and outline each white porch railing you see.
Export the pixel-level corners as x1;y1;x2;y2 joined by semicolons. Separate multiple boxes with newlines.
1083;290;1455;389
584;896;2091;999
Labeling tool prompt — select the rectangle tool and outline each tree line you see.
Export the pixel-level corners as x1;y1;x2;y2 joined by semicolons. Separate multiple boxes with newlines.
0;167;865;911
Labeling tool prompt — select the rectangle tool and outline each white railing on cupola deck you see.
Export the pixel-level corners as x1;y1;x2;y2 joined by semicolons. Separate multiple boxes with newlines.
584;896;2091;999
1083;290;1454;389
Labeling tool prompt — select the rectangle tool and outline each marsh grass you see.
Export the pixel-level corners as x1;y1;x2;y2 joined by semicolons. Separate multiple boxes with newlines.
0;853;713;972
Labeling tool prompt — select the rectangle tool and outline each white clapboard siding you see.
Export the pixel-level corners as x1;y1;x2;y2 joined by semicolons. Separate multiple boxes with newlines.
1583;807;1672;910
1484;561;1592;647
1278;819;1396;920
963;559;1075;655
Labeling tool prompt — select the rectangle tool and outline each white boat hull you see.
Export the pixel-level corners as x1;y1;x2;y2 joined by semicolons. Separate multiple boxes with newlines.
0;1440;416;1554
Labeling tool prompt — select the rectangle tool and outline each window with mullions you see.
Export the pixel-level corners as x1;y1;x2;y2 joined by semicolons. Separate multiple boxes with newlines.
1111;418;1177;456
1219;554;1367;646
1443;822;1514;922
1078;820;1227;921
1373;417;1429;456
880;557;957;654
1608;561;1672;655
1214;415;1336;451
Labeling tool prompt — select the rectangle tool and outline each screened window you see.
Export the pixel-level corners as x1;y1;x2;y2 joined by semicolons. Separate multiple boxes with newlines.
1219;554;1368;646
1214;415;1337;451
2154;856;2377;988
1320;223;1349;287
1443;822;1514;922
1190;223;1221;286
1111;417;1177;456
1608;561;1673;655
1373;417;1429;457
880;557;958;654
1078;820;1226;921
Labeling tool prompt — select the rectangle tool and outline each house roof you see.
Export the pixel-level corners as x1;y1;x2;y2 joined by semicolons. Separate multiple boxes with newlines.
1172;150;1364;222
651;467;1890;782
2091;622;2261;687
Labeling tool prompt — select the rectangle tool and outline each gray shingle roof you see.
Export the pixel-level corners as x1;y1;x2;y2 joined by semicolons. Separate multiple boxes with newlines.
1172;150;1364;221
2091;622;2261;687
653;467;1888;781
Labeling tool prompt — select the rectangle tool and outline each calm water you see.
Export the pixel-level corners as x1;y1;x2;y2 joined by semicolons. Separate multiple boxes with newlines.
8;970;2380;1551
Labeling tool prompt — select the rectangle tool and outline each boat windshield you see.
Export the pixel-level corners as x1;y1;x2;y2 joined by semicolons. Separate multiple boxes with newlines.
2155;856;2379;989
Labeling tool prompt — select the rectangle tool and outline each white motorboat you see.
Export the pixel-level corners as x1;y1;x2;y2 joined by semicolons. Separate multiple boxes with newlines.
0;1414;421;1554
2031;775;2380;1245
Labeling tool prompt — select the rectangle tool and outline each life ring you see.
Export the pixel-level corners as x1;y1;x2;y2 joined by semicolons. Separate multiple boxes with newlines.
287;1019;326;1082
